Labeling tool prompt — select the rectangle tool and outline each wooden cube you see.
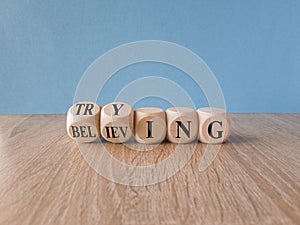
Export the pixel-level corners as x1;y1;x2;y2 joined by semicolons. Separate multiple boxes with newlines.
66;102;101;142
100;102;134;143
134;108;166;144
166;107;198;143
197;107;230;144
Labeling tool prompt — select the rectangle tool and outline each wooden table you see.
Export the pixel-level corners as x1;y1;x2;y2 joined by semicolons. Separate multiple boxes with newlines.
0;114;299;225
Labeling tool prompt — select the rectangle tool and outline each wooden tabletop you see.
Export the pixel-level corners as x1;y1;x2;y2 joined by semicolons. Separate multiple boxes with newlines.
0;114;299;225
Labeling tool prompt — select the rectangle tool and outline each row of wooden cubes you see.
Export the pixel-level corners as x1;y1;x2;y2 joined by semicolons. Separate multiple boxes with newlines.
66;102;230;144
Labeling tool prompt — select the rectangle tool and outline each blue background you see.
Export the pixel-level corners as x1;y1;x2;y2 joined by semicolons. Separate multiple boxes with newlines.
1;0;299;114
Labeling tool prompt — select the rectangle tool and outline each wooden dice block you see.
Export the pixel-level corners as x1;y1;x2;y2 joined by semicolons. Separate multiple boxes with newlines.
134;108;166;144
66;102;101;142
197;107;230;144
100;102;134;143
166;107;198;143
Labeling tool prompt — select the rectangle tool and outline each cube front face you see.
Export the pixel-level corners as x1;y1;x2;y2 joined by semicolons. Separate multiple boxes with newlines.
134;108;166;144
66;102;101;142
100;102;134;143
197;108;230;144
68;122;100;142
166;107;198;144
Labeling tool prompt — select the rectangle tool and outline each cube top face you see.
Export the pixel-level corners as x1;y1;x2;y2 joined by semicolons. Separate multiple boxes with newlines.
166;107;195;114
135;107;164;115
102;102;132;119
68;102;101;117
197;107;227;115
134;108;166;144
197;107;230;144
166;107;198;144
100;102;134;143
66;102;101;143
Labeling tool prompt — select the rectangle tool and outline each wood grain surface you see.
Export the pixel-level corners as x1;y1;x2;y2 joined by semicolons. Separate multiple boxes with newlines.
0;114;299;225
